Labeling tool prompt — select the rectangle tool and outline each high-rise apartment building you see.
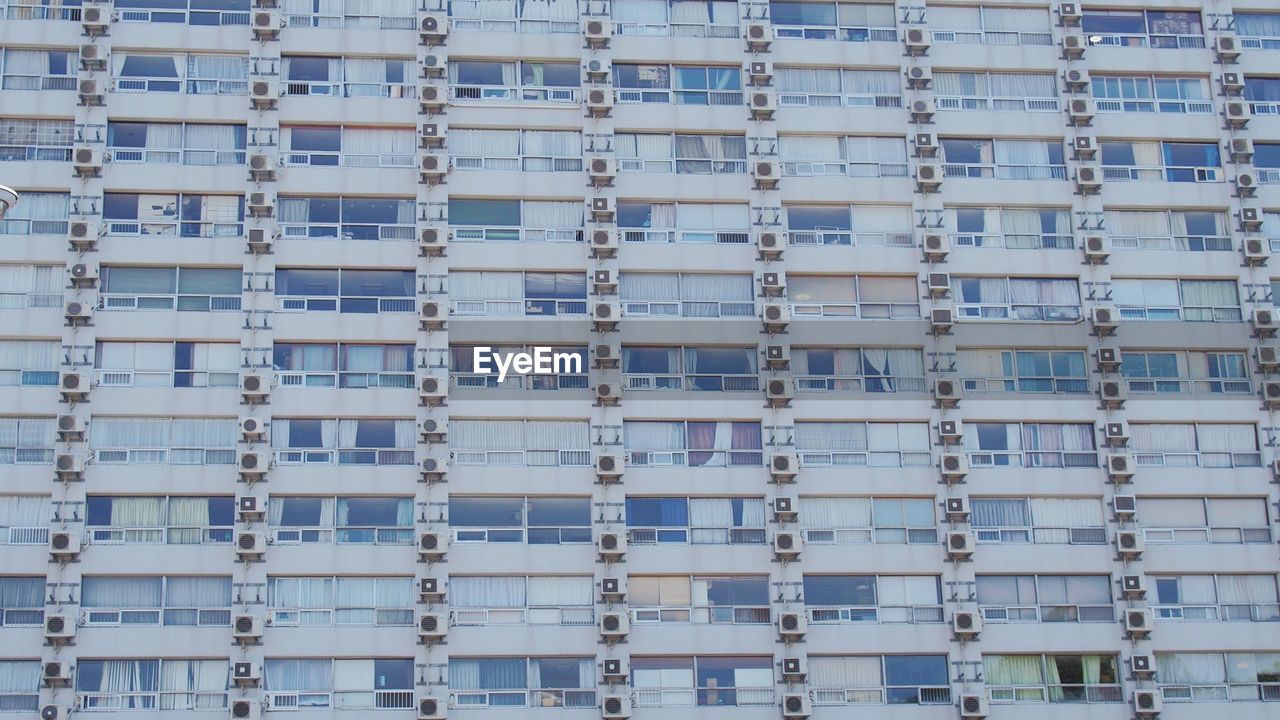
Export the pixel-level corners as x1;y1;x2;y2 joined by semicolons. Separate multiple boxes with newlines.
2;1;1280;718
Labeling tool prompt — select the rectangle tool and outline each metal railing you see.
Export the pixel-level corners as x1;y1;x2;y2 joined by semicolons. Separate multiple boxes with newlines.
618;157;748;174
88;525;232;545
0;217;69;235
0;607;43;626
931;29;1052;45
967;451;1098;468
0;369;58;386
936;95;1059;112
962;376;1090;394
1;526;49;545
777;92;902;109
105;218;244;238
1;73;77;90
450;16;579;33
82;606;231;627
450;299;587;316
781;160;909;177
117;8;249;25
615;88;743;105
979;604;1115;623
797;450;933;468
801;527;938;545
1123;376;1251;395
282;11;416;29
1103;165;1220;182
95;369;239;388
283;150;415;168
450;526;593;544
632;686;775;708
1117;305;1242;322
627;527;766;545
620;229;750;244
450;448;591;467
270;526;414;545
276;370;415;389
1096;98;1213;114
955;303;1082;321
93;448;236;465
1132;450;1263;468
988;684;1124;703
772;24;897;42
631;605;771;625
807;604;945;624
624;373;758;392
5;5;81;20
622;300;755;318
796;374;926;393
0;143;73;162
451;225;581;242
266;689;414;710
615;21;739;38
269;607;414;626
811;685;951;706
276;296;415;313
942;163;1067;180
450;689;596;708
452;155;583;172
1089;33;1205;48
450;606;594;626
283;81;415;98
272;448;415;466
79;691;229;711
789;302;921;319
952;232;1074;250
974;526;1107;545
278;222;416;242
450;84;578;103
1110;234;1232;251
1142;526;1273;544
99;293;242;312
626;449;764;467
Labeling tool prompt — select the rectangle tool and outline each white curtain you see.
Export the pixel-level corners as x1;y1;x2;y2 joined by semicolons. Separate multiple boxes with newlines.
342;58;386;84
935;71;988;97
780;135;843;161
612;0;666;24
928;5;981;30
523;420;589;450
1217;575;1278;604
776;67;841;94
449;271;524;301
270;577;334;609
165;577;231;607
971;499;1030;527
170;419;237;448
620;273;680;301
800;497;872;528
996;140;1053;166
1206;498;1268;527
523;201;582;228
1180;280;1238;308
451;576;527;607
265;660;331;691
1030;498;1103;527
983;7;1050;32
0;661;39;694
523;129;581;156
878;575;940;605
90;418;170;449
1138;498;1207;527
1108;210;1169;238
2;191;68;223
187;55;248;81
1157;653;1225;683
989;73;1056;98
794;422;867;451
617;132;673;160
183;124;239;151
845;136;907;164
853;206;911;233
81;577;163;607
1196;424;1256;453
527;576;593;606
451;129;520;158
842;69;899;95
623;421;684;450
0;496;47;527
452;0;517;19
0;340;58;372
343;127;414;157
680;273;753;301
807;656;881;688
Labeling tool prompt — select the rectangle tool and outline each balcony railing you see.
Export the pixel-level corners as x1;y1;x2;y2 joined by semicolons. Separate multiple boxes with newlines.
807;604;946;624
989;684;1124;703
1090;33;1205;48
0;526;49;545
778;92;903;109
1103;165;1220;182
1111;234;1232;251
0;368;57;386
1154;603;1280;622
801;526;938;544
1132;449;1262;468
624;373;759;392
943;162;1067;180
265;690;414;710
93;448;236;465
796;374;926;393
962;376;1089;394
631;604;771;624
931;29;1052;45
1124;376;1251;395
979;604;1115;623
270;526;414;545
109;147;246;166
95;369;238;388
269;606;414;626
621;229;750;244
450;689;597;709
99;293;242;312
790;301;920;319
615;88;743;105
272;448;415;466
450;84;578;103
974;526;1108;544
781;160;909;178
105;218;244;238
451;15;578;33
450;299;587;316
82;606;231;627
88;525;233;545
1240;34;1280;49
79;691;230;712
453;373;588;391
114;75;248;95
623;300;755;318
968;450;1097;468
0;607;43;626
1142;526;1272;544
451;449;591;467
0;447;54;464
936;95;1059;112
1260;169;1280;185
0;143;73;161
627;526;766;545
952;233;1074;250
626;449;764;467
450;606;594;626
1096;98;1213;114
276;296;415;313
614;20;739;38
1160;683;1280;702
787;230;913;247
1117;305;1242;323
1;74;76;90
956;303;1081;321
282;11;416;30
797;449;933;468
117;8;249;25
276;370;414;389
618;157;748;174
6;5;82;20
772;24;897;42
453;155;582;172
450;526;592;544
632;687;775;708
811;685;952;706
0;217;69;235
279;222;416;242
452;225;581;242
283;150;415;168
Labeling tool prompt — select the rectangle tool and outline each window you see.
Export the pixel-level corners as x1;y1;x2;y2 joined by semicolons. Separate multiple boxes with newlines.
1137;497;1272;544
264;658;413;710
268;496;414;545
1101;140;1221;182
115;0;249;26
0;340;58;387
89;417;236;465
952;276;1081;321
934;71;1058;111
624;421;763;467
95;341;240;388
622;346;758;392
448;657;597;708
626;575;768;625
1112;278;1241;322
616;133;747;174
940;138;1066;179
618;201;750;244
0;192;68;235
768;1;898;42
112;52;248;95
277;197;416;241
983;654;1122;703
0;265;61;307
963;422;1097;468
267;576;414;626
449;576;594;626
778;137;909;177
613;0;739;38
1092;75;1212;113
450;419;590;466
1106;209;1230;251
80;575;231;626
449;199;582;243
1152;574;1280;622
620;272;755;318
1;49;75;90
0;496;50;545
795;422;932;467
269;418;416;465
281;125;416;168
274;343;414;389
448;496;592;545
947;206;1073;249
5;0;83;21
107;121;245;165
1081;8;1203;48
928;5;1052;45
958;349;1089;394
1121;351;1250;394
794;347;926;392
788;275;919;318
804;575;944;623
449;130;584;173
451;344;586;391
0;577;44;626
282;55;415;98
972;497;1106;545
776;68;902;109
0;417;55;464
614;63;742;104
976;575;1114;623
449;60;579;102
1246;76;1280;115
0;660;38;712
283;0;416;30
1236;12;1280;48
449;271;587;316
85;495;235;545
631;656;774;707
1131;423;1261;468
800;497;937;544
99;265;242;311
0;118;73;161
808;655;951;705
1156;652;1280;702
625;497;767;544
103;193;245;238
77;658;230;711
275;268;414;314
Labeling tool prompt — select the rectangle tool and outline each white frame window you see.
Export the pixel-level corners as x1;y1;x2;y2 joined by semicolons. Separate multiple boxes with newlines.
276;196;416;242
957;349;1089;395
76;658;231;712
934;71;1059;111
95;340;240;389
267;576;415;627
976;574;1115;624
616;133;748;174
112;52;249;95
449;419;591;467
0;48;75;90
803;573;945;624
793;347;926;392
448;59;580;103
1120;350;1250;395
0;340;58;387
451;345;587;391
629;575;771;625
80;575;232;627
983;654;1123;704
779;136;908;177
89;417;238;466
613;63;744;105
1106;209;1230;252
85;495;235;546
449;271;588;317
799;496;937;545
5;0;83;21
951;276;1082;321
623;420;765;468
449;576;596;627
282;55;416;99
768;1;899;42
102;192;245;239
807;655;953;706
618;201;750;245
106;121;246;166
788;274;920;319
622;346;759;393
0;265;62;308
0;417;55;465
273;342;415;390
281;125;415;168
1112;278;1242;322
971;497;1107;545
450;129;583;173
1130;423;1262;468
940;138;1067;180
450;0;580;34
946;206;1074;250
1155;652;1280;703
0;117;73;161
268;496;415;545
963;422;1098;468
794;421;932;468
449;198;583;243
630;655;775;708
927;5;1052;46
1081;8;1205;49
282;0;416;30
621;272;755;318
1236;12;1280;49
275;267;416;314
448;495;593;545
264;658;415;710
270;418;416;466
0;192;69;235
1137;496;1272;544
1092;75;1212;114
613;0;738;38
115;0;250;26
0;496;50;546
624;496;768;545
775;67;902;108
99;265;243;312
448;657;598;709
1151;574;1280;623
0;576;45;626
0;659;39;712
1100;140;1222;183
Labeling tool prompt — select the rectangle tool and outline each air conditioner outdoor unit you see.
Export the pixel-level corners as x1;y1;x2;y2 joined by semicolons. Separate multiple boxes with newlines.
40;706;69;720
419;83;446;113
934;378;960;407
1076;165;1102;193
915;132;938;157
82;3;109;33
1097;347;1121;372
240;416;266;442
590;196;615;220
927;272;951;297
940;453;968;482
59;370;88;401
247;229;273;253
749;91;777;119
591;229;619;258
747;60;774;85
931;307;955;332
602;694;631;719
593;268;616;295
904;27;929;54
419;531;447;561
421;123;444;147
252;10;280;39
1104;420;1129;447
602;658;628;682
236;532;266;559
420;153;448;182
770;453;798;482
1131;654;1156;677
601;577;626;601
419;13;447;44
418;697;445;719
69;220;99;250
587;87;614;116
1074;135;1097;158
777;611;806;638
57;415;86;440
237;496;265;521
910;98;935;123
418;612;446;641
420;418;447;443
420;577;445;601
1222;71;1245;95
1237;172;1258;197
939;420;962;444
1062;33;1085;58
596;453;623;482
1099;379;1126;408
584;18;612;47
782;692;811;718
1124;608;1153;637
1257;346;1280;372
1225;101;1252;128
1063;68;1090;92
44;615;74;643
54;453;85;480
78;79;104;105
1083;235;1110;264
1229;137;1253;162
945;497;970;520
1121;574;1147;599
586;59;611;82
761;271;785;296
248;154;275;181
72;147;102;177
773;496;797;521
915;163;942;191
762;302;790;331
1134;690;1163;716
42;661;71;688
419;375;446;405
593;301;620;331
1090;305;1118;335
420;456;446;482
946;531;975;559
599;611;628;638
250;80;277;108
782;657;806;682
247;191;273;217
1058;3;1081;25
1067;97;1095;124
421;55;446;79
241;373;270;401
419;227;446;256
952;609;982;637
1246;237;1270;266
420;301;446;330
79;44;106;70
1113;494;1137;519
596;382;621;405
239;451;268;479
745;22;772;51
1215;34;1241;61
50;531;80;559
764;344;790;369
906;66;932;89
959;693;989;718
589;156;616;185
773;530;801;558
757;231;783;258
922;233;948;261
597;531;626;559
1115;530;1144;558
1107;454;1134;482
753;160;780;189
231;700;259;720
592;340;620;369
233;614;263;643
1254;308;1279;336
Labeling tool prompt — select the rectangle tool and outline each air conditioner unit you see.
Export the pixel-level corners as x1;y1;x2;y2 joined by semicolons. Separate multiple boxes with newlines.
251;10;280;39
1131;654;1156;677
1229;137;1253;164
418;697;445;719
40;706;69;720
69;220;100;250
601;577;626;601
945;497;970;521
952;609;982;637
602;694;631;719
79;44;106;71
1083;235;1110;264
1113;494;1137;519
420;153;448;183
237;496;265;522
931;307;955;333
773;496;797;521
419;531;447;561
593;301;620;331
599;611;628;638
939;420;963;444
940;453;968;482
68;262;98;290
1264;381;1280;409
419;83;446;113
1076;165;1102;193
749;91;777;119
1258;346;1280;372
233;614;263;643
57;415;85;440
415;227;445;256
782;657;807;682
747;60;774;85
247;229;273;253
1254;307;1279;337
764;344;790;370
1107;454;1134;482
586;59;611;82
420;577;445;602
420;456;446;483
1215;34;1241;62
589;156;616;186
1063;68;1090;92
597;531;626;560
236;532;265;559
1245;237;1269;266
247;191;273;217
596;453;623;483
587;87;614;116
924;272;950;298
1115;530;1144;558
78;79;104;105
250;79;277;108
240;416;266;442
590;196;615;220
777;611;806;638
761;271;786;296
909;98;935;123
1237;171;1258;197
906;65;932;89
54;453;85;480
421;55;446;79
745;21;772;51
81;3;109;33
1090;305;1118;335
1134;690;1163;717
757;231;783;258
1099;379;1126;408
773;530;801;558
602;658;628;682
44;615;74;643
959;693;989;718
591;229;619;258
1067;97;1095;125
231;701;259;720
419;13;447;44
1221;71;1245;95
753;160;781;189
72;147;101;177
781;692;810;718
241;373;269;401
1073;135;1097;159
592;268;616;295
248;154;275;181
915;162;942;191
904;27;930;54
1104;420;1129;447
934;378;960;407
915;132;938;158
1241;206;1264;231
1058;3;1081;25
1124;608;1152;637
1062;33;1086;58
50;531;80;559
596;382;621;405
421;123;444;147
419;375;446;405
238;451;267;480
1121;574;1147;600
592;340;620;369
946;531;975;559
42;661;71;688
1225;101;1252;128
762;302;790;331
59;371;88;401
418;612;446;641
420;301;446;330
584;18;612;46
921;233;949;262
770;453;798;482
418;419;446;445
1097;347;1121;372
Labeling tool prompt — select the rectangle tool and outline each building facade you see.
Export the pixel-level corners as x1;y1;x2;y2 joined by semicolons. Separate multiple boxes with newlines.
2;1;1280;719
